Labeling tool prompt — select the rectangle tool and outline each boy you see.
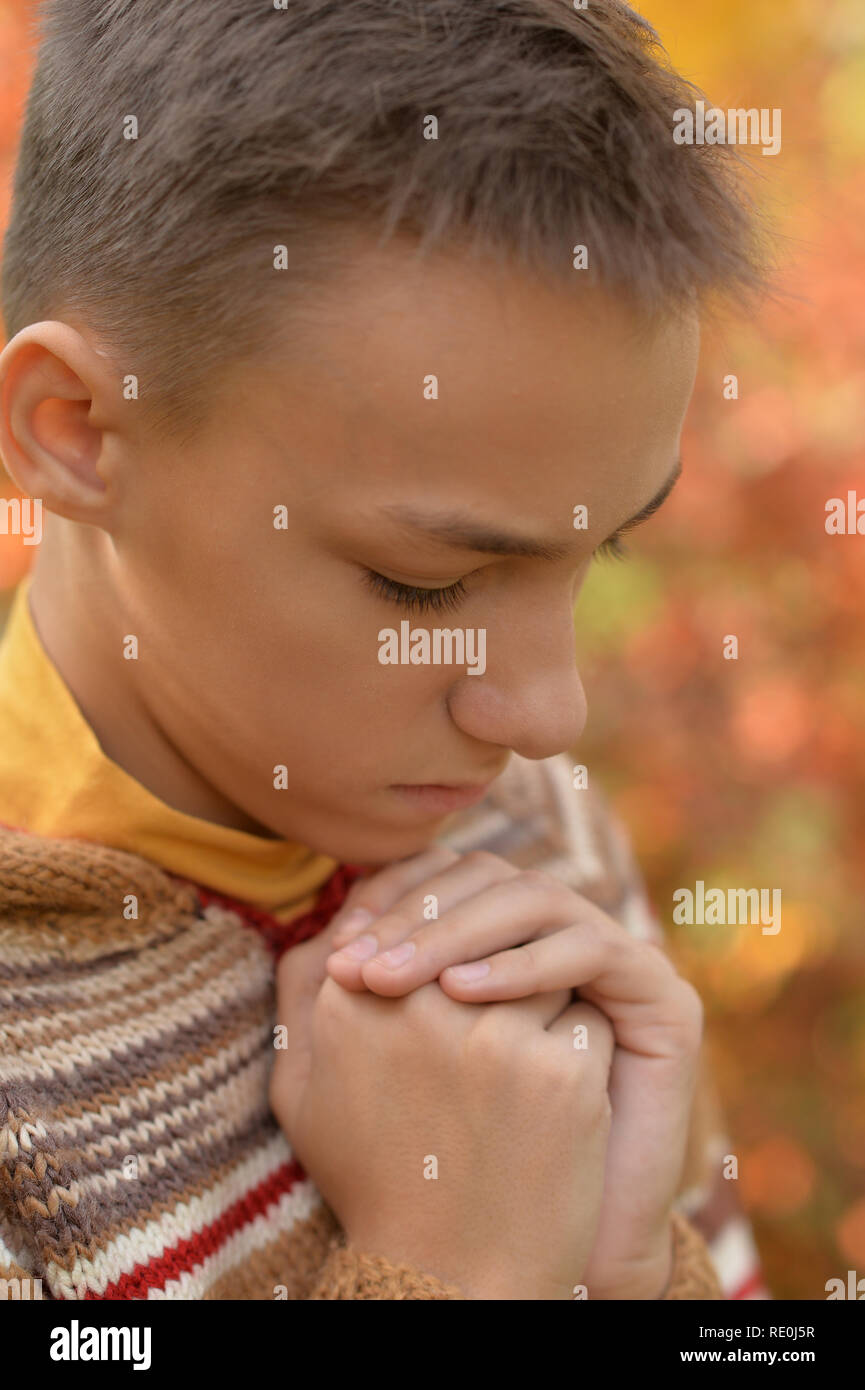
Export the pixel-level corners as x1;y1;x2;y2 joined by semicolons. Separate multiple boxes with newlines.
0;0;768;1298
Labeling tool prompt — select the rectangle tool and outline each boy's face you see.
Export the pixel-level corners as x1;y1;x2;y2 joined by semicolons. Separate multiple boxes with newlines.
53;244;699;865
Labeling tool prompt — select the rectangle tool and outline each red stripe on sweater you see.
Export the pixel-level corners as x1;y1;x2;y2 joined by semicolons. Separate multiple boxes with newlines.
190;861;370;959
730;1266;771;1300
81;1158;308;1300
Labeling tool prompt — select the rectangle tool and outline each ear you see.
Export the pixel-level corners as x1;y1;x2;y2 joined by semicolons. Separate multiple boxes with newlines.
0;320;124;527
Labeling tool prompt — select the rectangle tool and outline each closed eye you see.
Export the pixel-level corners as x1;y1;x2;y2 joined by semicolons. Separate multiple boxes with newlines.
593;532;630;561
364;530;630;612
362;568;469;614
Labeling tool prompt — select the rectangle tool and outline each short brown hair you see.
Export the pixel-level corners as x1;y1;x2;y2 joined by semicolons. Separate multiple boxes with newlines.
1;0;771;444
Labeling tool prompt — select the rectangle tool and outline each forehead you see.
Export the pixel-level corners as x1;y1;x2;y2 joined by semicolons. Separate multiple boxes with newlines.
249;241;700;527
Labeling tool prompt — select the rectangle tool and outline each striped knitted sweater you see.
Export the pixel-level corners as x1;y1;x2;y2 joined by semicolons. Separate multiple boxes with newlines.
0;753;767;1300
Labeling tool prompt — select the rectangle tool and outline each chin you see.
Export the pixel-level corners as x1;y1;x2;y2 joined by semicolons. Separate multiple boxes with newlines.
350;827;445;867
290;816;445;868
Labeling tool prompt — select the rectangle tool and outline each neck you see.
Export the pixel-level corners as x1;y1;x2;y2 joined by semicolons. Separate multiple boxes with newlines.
27;522;279;838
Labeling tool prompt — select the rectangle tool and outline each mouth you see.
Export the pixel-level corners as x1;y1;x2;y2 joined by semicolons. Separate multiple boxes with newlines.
389;782;495;814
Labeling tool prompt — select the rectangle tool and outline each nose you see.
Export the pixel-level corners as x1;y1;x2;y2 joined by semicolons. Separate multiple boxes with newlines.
446;603;587;761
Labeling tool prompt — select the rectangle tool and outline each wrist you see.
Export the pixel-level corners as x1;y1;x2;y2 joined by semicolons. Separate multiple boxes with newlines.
590;1217;675;1301
651;1216;676;1299
343;1227;572;1300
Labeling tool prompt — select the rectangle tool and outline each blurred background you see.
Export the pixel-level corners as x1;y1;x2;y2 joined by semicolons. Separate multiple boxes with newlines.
1;0;863;1299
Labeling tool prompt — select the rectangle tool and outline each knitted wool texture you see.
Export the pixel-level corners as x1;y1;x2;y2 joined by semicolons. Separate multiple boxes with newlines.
0;754;753;1299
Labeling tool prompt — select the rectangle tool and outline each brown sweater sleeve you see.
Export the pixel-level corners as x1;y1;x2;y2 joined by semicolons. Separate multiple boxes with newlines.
309;1214;722;1301
659;1209;724;1300
307;1239;465;1300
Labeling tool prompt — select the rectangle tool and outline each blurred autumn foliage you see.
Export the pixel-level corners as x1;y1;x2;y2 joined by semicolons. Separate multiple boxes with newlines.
0;0;33;589
1;0;863;1299
575;0;865;1299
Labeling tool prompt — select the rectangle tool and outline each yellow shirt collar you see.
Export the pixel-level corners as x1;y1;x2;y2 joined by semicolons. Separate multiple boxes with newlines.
0;577;339;922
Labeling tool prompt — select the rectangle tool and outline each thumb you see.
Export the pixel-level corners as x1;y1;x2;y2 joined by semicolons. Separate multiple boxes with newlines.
270;911;358;1131
275;905;356;1027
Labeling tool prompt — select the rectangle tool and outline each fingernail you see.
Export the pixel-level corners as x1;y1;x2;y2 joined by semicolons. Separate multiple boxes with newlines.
372;940;416;970
331;908;375;946
445;961;491;981
333;934;378;961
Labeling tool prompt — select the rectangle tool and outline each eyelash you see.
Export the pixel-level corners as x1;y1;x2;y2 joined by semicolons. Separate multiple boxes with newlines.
362;569;469;614
362;532;630;613
594;533;630;562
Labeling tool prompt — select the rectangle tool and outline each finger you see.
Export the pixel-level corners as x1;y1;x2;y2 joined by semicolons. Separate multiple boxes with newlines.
346;869;592;997
545;1000;616;1073
272;908;363;1098
271;946;323;1134
470;986;573;1033
328;845;463;947
440;920;699;1060
477;996;615;1085
350;873;700;1062
326;850;520;991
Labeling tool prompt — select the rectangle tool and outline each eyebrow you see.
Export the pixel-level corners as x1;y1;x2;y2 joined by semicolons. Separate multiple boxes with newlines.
379;457;683;560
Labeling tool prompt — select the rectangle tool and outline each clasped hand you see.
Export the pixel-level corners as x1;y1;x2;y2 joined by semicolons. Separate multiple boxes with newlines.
322;843;704;1299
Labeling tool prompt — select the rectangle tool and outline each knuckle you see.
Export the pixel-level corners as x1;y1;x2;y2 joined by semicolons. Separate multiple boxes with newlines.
515;867;554;894
586;1086;614;1130
403;979;444;1016
606;921;632;950
401;845;461;878
314;975;352;1022
464;1009;514;1066
339;848;464;919
507;939;541;983
348;890;390;918
514;869;573;911
401;983;471;1053
462;849;507;875
394;980;448;1031
331;882;382;922
430;846;462;868
397;848;460;885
